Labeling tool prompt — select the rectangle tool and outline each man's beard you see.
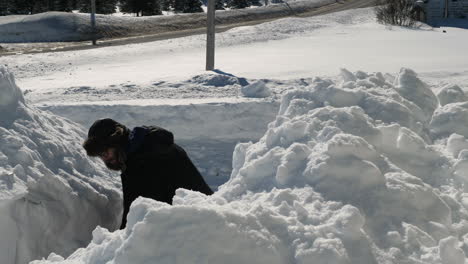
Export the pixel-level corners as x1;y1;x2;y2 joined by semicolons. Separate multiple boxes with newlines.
104;149;126;171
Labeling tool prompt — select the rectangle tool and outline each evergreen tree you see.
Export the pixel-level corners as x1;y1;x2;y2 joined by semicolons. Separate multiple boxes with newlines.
120;0;162;16
1;0;74;14
174;0;202;13
226;0;248;9
120;0;143;15
32;0;50;13
248;0;260;6
215;0;224;10
8;0;35;14
53;0;73;11
0;0;8;15
79;0;117;14
161;0;173;11
119;0;135;14
173;0;183;12
70;0;78;9
142;0;162;15
183;0;202;12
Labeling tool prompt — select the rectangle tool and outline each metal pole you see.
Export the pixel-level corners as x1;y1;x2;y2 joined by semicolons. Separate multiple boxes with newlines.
91;0;97;45
206;0;215;70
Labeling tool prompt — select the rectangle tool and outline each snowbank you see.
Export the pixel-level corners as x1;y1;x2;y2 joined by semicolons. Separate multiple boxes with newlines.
0;66;122;264
0;12;93;42
31;68;468;264
37;99;279;142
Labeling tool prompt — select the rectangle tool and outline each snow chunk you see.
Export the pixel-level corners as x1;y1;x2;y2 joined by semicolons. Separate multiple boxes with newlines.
431;102;468;138
447;133;468;157
241;80;271;98
437;84;468;106
439;236;465;264
394;68;438;121
340;68;357;83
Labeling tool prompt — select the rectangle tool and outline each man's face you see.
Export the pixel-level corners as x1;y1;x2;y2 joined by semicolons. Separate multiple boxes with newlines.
99;147;123;171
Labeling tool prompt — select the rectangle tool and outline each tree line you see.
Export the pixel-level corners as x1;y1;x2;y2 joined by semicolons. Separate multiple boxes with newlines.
0;0;265;16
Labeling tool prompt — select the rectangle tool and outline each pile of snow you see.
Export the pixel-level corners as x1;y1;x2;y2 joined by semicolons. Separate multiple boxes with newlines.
31;67;468;264
0;66;122;264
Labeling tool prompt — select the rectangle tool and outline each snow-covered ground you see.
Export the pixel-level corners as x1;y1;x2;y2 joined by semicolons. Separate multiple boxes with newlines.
3;8;468;102
1;6;468;264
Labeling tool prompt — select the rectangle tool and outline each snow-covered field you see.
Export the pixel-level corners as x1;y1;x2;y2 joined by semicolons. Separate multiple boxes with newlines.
1;6;468;264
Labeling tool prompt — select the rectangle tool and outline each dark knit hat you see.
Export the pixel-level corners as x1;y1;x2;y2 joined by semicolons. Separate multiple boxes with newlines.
83;118;130;156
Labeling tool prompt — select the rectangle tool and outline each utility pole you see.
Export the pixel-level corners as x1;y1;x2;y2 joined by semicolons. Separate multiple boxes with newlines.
91;0;97;45
444;0;449;18
206;0;215;70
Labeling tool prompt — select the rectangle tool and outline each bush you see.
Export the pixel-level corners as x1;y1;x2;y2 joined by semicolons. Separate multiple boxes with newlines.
375;0;417;27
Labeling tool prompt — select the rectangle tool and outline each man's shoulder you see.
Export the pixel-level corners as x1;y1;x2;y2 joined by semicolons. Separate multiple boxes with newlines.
142;126;174;146
126;126;174;154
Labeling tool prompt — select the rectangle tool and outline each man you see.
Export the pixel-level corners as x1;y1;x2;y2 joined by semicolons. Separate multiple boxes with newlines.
83;118;213;229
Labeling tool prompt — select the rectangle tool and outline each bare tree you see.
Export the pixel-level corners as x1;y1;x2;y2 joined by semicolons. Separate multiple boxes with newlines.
375;0;418;27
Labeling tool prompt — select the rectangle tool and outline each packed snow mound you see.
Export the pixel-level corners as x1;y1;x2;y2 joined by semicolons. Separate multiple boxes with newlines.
32;68;468;264
188;73;244;87
241;80;271;98
0;66;122;264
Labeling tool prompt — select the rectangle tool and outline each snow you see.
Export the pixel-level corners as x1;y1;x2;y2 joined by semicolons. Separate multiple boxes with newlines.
0;66;122;264
2;6;468;264
27;67;468;264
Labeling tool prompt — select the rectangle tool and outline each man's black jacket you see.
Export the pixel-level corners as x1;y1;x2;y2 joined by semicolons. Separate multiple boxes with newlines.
120;126;213;229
